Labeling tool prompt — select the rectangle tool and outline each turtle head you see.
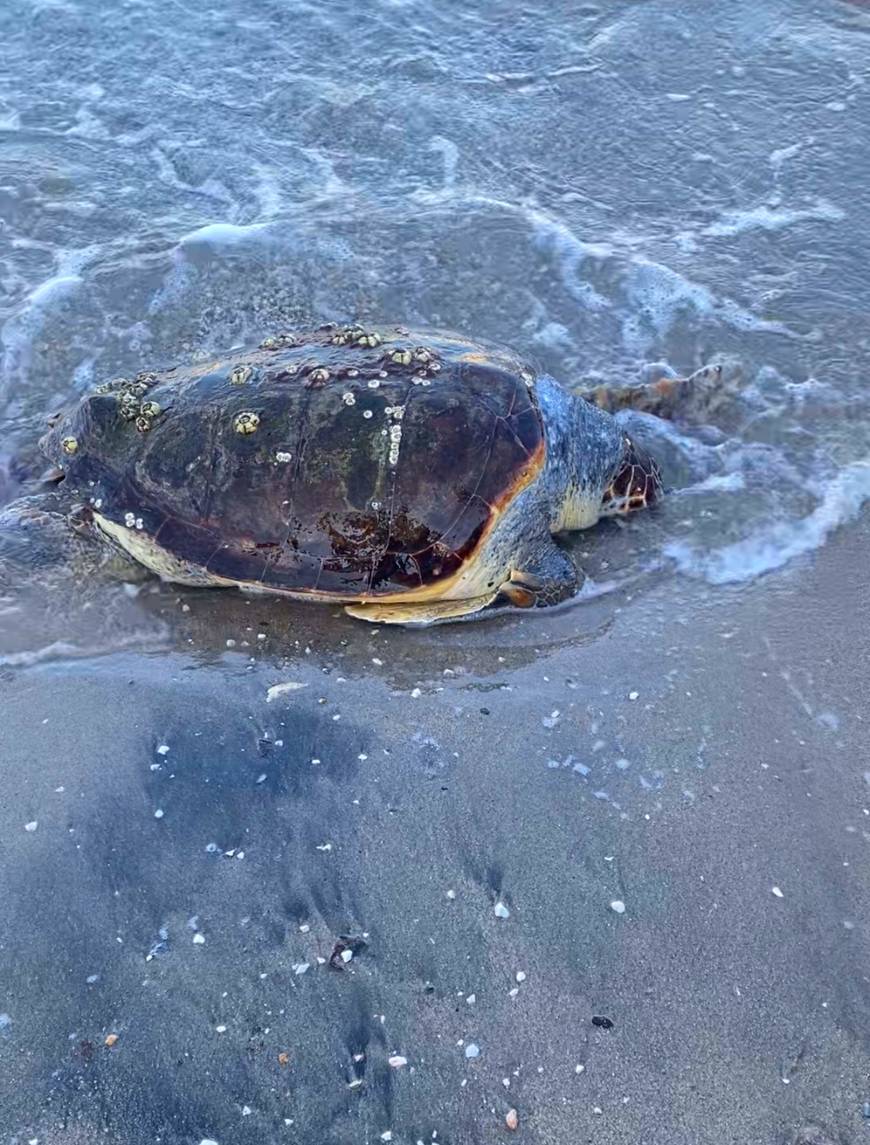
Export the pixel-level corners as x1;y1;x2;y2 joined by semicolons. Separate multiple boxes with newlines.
600;434;663;517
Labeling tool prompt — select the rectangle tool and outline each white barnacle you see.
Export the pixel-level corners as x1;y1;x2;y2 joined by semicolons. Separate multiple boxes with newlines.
135;517;144;530
388;423;403;466
371;500;381;510
275;451;293;463
391;405;405;420
342;392;356;406
362;410;373;419
367;379;380;389
124;512;136;528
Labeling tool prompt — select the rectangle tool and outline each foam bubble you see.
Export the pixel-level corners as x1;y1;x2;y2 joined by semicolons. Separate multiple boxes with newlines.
705;199;844;237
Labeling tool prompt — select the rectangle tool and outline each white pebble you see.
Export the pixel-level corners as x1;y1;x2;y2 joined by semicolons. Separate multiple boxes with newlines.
266;681;307;703
156;744;170;755
388;1055;408;1068
340;948;353;963
465;1043;480;1059
610;899;626;914
515;970;526;982
628;691;639;701
446;889;456;900
154;809;164;819
24;821;38;832
292;962;310;975
215;1025;226;1034
575;1063;585;1074
772;885;784;898
466;994;476;1004
494;901;510;919
193;933;205;945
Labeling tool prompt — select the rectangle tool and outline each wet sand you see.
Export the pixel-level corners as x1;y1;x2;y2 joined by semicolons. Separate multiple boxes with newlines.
1;521;868;1145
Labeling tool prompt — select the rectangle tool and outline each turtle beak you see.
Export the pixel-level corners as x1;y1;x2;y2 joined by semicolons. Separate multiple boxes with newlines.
601;436;663;515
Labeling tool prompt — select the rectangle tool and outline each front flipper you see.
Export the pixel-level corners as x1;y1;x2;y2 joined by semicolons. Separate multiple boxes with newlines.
497;540;580;609
344;591;498;626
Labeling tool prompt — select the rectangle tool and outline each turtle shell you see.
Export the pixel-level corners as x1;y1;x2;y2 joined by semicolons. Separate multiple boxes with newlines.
47;328;546;598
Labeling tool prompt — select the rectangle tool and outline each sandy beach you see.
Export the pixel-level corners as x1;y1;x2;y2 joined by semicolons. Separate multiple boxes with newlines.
2;514;868;1144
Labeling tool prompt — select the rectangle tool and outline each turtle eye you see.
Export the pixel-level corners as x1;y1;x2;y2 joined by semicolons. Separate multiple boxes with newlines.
601;437;663;515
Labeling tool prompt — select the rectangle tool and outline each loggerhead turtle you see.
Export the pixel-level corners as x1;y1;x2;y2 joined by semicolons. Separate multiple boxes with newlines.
1;326;719;625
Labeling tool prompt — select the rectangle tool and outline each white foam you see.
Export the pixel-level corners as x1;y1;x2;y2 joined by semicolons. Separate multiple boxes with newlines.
705;199;844;237
665;459;870;584
428;136;460;191
178;221;269;247
622;257;796;351
252;162;285;219
682;471;746;495
528;208;612;311
1;269;84;388
769;139;812;172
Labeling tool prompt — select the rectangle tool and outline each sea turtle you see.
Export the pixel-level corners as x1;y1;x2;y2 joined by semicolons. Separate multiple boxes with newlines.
1;326;720;625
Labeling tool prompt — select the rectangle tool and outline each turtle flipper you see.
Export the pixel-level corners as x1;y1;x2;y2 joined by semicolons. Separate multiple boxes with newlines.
580;363;724;419
344;591;499;625
498;540;580;609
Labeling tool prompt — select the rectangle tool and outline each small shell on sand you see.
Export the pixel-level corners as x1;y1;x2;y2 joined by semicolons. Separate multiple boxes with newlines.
266;681;308;702
506;1109;519;1130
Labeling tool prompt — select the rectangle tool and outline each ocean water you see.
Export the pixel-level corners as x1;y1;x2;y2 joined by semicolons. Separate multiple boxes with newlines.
2;0;870;620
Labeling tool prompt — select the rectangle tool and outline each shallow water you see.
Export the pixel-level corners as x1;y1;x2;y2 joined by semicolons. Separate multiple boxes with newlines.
1;1;870;1143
